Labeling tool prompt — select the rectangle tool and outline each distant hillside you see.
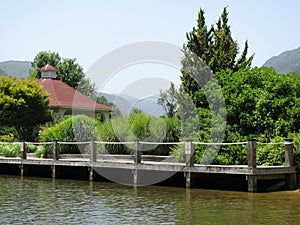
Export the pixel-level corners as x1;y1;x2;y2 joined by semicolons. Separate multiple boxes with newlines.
99;93;165;117
263;47;300;74
0;60;31;78
0;67;7;76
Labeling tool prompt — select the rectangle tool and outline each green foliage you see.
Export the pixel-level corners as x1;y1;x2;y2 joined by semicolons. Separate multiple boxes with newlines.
0;144;20;157
99;113;181;155
286;133;300;168
0;76;51;141
27;144;37;153
181;7;254;111
158;82;178;118
215;130;248;165
35;146;47;158
185;7;253;74
0;127;17;142
219;67;300;138
256;136;285;166
178;7;300;165
39;115;100;154
97;95;114;107
98;116;131;154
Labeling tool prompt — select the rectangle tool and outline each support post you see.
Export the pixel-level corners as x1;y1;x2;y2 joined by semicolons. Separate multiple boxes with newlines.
89;167;94;181
90;140;97;163
52;165;56;179
284;138;294;167
133;169;138;186
185;172;192;188
284;139;296;189
248;139;256;168
286;174;297;190
185;141;194;188
134;140;141;165
185;140;195;167
52;140;59;161
20;141;27;160
247;175;257;192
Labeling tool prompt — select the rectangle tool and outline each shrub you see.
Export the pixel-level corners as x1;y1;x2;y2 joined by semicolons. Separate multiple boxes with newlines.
39;115;101;154
256;136;285;166
98;118;129;154
35;146;47;158
27;144;38;153
0;144;20;157
99;114;181;155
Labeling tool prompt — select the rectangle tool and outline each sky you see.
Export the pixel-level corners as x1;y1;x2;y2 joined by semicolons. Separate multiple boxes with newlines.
1;0;300;94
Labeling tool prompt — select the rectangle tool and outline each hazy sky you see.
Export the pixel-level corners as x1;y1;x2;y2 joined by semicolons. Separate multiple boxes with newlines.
1;0;300;93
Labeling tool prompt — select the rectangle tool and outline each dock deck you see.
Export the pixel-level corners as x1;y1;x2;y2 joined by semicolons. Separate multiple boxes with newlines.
0;140;297;192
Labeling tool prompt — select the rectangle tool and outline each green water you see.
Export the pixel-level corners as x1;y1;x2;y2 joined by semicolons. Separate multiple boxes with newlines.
0;175;299;224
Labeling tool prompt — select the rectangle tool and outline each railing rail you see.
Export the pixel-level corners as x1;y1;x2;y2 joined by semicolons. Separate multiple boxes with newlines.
0;139;295;168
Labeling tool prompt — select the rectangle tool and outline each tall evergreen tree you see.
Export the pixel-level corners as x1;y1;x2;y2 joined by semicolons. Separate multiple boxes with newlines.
181;7;254;109
183;7;254;74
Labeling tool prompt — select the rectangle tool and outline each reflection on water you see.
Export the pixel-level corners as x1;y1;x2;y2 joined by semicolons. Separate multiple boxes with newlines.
0;175;299;224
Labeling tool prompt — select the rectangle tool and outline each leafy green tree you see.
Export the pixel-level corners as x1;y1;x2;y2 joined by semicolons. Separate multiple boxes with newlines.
29;51;97;97
157;82;178;118
219;67;300;138
97;95;115;107
29;51;61;78
0;76;51;141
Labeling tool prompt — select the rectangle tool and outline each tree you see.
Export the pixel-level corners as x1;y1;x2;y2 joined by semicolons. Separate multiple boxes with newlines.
0;76;51;141
219;67;300;138
181;7;254;109
97;95;114;107
157;82;178;118
29;51;97;97
185;7;254;74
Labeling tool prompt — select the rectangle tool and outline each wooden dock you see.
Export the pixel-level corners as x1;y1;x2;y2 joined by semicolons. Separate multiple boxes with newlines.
0;140;297;192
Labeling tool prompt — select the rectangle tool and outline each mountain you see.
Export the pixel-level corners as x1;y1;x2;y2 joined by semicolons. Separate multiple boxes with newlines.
263;47;300;74
0;60;31;78
0;67;7;76
99;93;165;117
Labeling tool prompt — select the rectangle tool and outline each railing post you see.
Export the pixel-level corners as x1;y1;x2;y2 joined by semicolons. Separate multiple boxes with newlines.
185;140;194;189
284;138;297;189
90;140;97;163
134;140;141;165
53;140;59;161
185;140;195;167
20;141;27;160
284;138;294;167
247;139;257;192
247;139;256;168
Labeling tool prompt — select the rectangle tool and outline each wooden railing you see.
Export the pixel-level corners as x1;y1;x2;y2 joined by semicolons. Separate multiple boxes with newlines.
1;139;294;167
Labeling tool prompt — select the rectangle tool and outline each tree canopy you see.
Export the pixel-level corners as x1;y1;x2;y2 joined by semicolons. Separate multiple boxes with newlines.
181;7;254;109
157;82;178;118
0;76;51;141
185;7;254;74
170;7;300;166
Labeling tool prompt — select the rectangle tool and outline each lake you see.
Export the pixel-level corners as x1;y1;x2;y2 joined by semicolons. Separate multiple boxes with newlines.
0;175;299;224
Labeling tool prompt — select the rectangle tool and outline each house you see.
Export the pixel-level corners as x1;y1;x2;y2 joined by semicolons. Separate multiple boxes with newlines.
37;64;112;120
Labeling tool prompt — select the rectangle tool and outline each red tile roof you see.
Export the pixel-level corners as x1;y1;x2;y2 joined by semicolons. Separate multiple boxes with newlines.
40;64;58;72
37;78;112;111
